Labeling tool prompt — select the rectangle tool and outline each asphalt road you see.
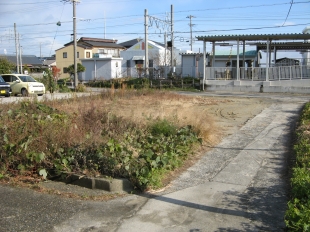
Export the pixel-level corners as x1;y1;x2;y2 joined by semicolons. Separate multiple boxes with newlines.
0;89;103;104
0;91;309;232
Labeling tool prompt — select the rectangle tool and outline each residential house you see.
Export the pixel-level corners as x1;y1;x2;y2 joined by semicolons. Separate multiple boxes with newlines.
275;57;300;66
55;37;125;79
41;55;56;68
119;39;182;78
209;50;260;68
1;54;43;73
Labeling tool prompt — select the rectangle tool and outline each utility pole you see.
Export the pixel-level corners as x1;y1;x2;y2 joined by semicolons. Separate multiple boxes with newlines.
186;15;195;51
104;10;106;39
171;5;174;74
164;32;167;78
73;0;78;89
144;9;149;77
61;0;79;89
19;34;23;74
14;23;19;74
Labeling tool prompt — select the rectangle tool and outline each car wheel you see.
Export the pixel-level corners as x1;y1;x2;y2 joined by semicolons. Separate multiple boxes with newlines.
21;89;28;97
5;94;10;97
38;94;43;96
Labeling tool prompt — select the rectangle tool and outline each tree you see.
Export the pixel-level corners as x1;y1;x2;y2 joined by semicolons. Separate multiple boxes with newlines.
67;63;86;76
0;57;15;74
51;66;61;80
42;69;58;93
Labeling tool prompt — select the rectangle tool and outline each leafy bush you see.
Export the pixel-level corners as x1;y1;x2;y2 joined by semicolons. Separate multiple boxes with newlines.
0;57;15;74
285;102;310;231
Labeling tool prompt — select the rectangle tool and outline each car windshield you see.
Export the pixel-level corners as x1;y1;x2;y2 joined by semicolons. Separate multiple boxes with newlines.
19;75;37;82
0;76;5;83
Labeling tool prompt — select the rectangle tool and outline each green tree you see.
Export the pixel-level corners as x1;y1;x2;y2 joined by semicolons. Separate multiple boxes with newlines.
67;63;86;76
42;69;58;93
0;57;15;74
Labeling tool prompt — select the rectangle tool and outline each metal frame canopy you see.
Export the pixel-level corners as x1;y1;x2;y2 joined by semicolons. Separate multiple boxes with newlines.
196;33;310;42
197;33;310;86
255;42;310;51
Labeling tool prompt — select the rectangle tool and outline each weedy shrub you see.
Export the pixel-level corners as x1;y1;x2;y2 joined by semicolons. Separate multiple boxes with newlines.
285;102;310;231
0;91;202;191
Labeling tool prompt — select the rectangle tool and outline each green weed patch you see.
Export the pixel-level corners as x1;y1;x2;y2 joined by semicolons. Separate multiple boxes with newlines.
285;102;310;231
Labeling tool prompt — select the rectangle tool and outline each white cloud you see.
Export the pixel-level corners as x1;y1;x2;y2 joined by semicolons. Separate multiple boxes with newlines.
275;21;296;27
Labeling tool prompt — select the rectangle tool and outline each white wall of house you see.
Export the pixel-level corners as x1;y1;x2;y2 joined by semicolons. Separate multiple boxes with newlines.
80;58;123;81
119;40;184;70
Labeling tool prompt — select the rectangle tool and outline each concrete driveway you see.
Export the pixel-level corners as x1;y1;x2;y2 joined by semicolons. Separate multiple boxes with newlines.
0;92;309;232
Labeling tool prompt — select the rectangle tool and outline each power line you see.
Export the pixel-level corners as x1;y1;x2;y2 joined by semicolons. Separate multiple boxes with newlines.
0;1;59;5
282;0;294;26
49;3;66;56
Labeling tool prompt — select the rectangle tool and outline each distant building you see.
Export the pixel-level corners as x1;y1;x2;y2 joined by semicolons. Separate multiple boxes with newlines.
180;53;209;78
0;54;43;73
208;50;260;68
55;37;125;78
275;57;300;66
302;26;310;65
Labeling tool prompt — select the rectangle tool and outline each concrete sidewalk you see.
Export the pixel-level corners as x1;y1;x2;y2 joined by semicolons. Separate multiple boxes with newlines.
115;102;301;231
0;94;308;232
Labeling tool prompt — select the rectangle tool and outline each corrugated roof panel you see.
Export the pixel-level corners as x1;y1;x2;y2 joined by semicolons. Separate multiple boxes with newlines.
196;33;310;42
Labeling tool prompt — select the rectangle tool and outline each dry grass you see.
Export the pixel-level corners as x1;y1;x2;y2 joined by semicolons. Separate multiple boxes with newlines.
46;90;225;146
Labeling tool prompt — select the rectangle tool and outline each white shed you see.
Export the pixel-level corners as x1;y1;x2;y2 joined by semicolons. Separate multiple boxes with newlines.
79;57;123;81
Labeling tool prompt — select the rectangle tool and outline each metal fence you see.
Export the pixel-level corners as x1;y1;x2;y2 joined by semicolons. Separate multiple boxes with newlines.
205;65;310;81
205;67;237;80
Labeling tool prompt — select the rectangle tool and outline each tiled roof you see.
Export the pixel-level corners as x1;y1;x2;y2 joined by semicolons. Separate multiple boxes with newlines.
0;55;43;65
119;39;165;49
83;41;125;49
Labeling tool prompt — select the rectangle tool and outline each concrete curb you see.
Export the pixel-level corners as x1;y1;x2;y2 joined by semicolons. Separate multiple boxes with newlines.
65;174;134;193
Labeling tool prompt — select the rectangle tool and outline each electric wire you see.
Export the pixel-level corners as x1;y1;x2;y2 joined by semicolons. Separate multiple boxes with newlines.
49;3;66;56
282;0;294;26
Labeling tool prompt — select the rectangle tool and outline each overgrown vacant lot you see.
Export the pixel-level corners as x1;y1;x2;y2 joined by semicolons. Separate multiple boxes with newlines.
0;90;270;191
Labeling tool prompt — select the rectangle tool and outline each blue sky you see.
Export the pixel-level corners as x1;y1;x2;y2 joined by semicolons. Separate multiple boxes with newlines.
0;0;309;58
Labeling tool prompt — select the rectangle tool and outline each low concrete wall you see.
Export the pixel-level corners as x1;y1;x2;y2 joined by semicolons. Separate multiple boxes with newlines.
203;79;310;94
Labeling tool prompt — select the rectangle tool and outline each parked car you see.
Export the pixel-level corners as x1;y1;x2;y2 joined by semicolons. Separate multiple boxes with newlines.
1;74;45;96
0;75;11;97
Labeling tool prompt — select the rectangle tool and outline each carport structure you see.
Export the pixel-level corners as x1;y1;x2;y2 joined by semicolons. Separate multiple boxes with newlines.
197;33;310;81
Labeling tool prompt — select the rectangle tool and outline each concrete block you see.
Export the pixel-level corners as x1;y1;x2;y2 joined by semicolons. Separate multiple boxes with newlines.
65;174;134;193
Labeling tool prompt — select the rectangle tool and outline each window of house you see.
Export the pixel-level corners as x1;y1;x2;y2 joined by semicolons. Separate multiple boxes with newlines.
63;67;68;73
77;52;79;58
86;52;91;58
63;52;67;58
